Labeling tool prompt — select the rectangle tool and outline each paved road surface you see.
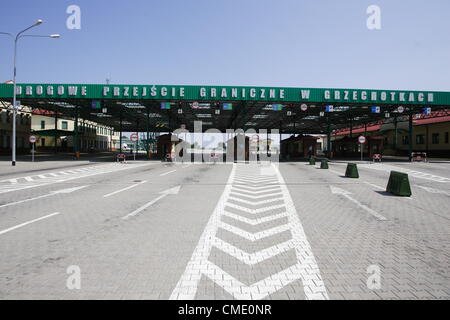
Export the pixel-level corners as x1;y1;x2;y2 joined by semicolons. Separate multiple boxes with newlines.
0;160;448;299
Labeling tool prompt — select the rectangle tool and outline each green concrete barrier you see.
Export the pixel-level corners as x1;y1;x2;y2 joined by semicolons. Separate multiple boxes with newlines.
309;157;316;165
345;163;359;178
386;171;412;197
320;159;328;169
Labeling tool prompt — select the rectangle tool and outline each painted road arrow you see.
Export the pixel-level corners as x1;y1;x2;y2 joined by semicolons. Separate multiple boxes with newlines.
0;185;89;209
330;185;387;221
122;185;181;220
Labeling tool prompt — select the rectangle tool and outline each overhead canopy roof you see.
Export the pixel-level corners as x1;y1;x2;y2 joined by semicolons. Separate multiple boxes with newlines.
1;83;449;133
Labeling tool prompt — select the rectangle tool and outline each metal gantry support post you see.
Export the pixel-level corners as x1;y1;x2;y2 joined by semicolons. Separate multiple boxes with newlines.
54;111;58;153
327;116;331;159
279;120;282;160
146;107;150;159
135;119;139;160
408;111;413;161
364;123;368;158
74;106;79;159
349;118;353;138
119;112;123;154
393;116;398;155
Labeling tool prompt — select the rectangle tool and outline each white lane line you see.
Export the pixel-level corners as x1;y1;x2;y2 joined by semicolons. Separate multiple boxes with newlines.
0;163;152;195
103;180;147;198
364;182;385;190
160;170;176;176
0;186;88;209
358;163;450;183
0;212;61;236
121;185;181;220
416;185;450;196
330;185;388;221
363;182;414;200
329;169;343;175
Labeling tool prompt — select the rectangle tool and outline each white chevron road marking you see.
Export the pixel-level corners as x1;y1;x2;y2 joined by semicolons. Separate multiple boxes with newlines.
212;237;296;265
234;181;279;186
225;202;286;214
222;210;288;225
229;191;283;200
231;186;281;195
227;196;283;206
231;185;281;192
170;163;329;300
233;177;278;183
218;221;291;241
202;260;327;300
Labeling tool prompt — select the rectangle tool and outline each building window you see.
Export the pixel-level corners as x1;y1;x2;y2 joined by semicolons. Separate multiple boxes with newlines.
416;135;425;145
41;138;45;147
431;133;439;144
445;132;449;144
402;136;409;145
40;120;45;129
62;121;68;130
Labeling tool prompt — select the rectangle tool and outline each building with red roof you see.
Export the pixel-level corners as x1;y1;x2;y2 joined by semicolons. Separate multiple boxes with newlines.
331;111;450;158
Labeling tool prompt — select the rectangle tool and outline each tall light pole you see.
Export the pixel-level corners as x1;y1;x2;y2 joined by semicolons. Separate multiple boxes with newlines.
1;20;60;166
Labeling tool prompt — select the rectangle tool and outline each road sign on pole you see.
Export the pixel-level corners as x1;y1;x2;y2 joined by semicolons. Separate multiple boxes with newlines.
358;135;366;161
130;133;138;161
130;133;138;142
358;135;367;144
422;107;431;115
29;135;36;162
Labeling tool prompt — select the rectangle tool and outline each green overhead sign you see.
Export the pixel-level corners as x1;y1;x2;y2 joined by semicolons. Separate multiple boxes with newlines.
1;83;449;106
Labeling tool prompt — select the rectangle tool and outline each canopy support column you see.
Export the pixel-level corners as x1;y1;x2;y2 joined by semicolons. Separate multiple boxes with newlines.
408;112;413;161
119;112;123;154
393;116;398;155
54;112;58;153
146;107;150;159
327;116;331;159
74;106;79;159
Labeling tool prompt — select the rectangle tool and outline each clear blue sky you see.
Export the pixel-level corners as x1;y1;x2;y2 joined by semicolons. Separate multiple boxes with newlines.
1;0;449;91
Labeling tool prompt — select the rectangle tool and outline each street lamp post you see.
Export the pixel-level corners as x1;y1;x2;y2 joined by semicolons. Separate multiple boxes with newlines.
1;20;60;166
